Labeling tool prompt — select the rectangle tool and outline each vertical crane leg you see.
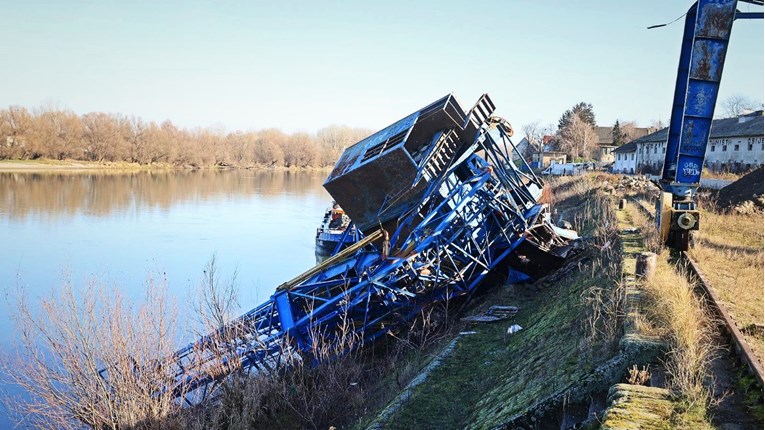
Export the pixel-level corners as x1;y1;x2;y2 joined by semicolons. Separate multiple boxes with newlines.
659;0;741;250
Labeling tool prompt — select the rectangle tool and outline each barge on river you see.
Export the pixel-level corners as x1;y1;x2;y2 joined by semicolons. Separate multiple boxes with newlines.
315;202;360;262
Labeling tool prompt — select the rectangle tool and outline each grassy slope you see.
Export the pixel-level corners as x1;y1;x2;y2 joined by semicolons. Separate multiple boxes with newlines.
359;174;757;429
383;278;602;429
373;177;623;429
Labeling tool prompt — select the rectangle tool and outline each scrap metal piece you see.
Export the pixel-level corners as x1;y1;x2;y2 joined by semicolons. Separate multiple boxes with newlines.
462;305;519;323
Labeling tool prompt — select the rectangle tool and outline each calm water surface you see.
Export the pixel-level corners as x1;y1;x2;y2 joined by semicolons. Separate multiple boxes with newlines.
0;169;331;427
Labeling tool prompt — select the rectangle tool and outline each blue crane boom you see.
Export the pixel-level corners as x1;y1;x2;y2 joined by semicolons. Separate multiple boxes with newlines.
657;0;763;250
98;94;581;405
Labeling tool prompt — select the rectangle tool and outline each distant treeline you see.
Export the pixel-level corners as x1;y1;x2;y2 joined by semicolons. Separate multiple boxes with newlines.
0;106;372;168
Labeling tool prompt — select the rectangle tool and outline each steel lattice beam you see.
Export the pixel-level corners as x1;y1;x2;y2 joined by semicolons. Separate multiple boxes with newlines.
98;94;580;405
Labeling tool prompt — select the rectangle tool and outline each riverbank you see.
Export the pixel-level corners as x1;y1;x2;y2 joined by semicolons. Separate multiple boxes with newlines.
5;172;760;429
0;159;170;171
0;159;334;172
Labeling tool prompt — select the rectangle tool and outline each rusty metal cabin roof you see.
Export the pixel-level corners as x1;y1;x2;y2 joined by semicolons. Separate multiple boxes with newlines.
324;111;418;183
325;94;467;183
323;94;474;232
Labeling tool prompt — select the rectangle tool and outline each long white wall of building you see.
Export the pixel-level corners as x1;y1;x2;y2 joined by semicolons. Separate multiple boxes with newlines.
636;135;764;173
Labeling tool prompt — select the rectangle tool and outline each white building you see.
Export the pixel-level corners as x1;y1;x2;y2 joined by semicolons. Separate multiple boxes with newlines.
704;112;764;172
612;111;764;174
612;141;638;174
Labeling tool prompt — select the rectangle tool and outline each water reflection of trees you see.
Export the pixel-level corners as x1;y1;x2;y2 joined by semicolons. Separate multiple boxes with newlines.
0;170;329;220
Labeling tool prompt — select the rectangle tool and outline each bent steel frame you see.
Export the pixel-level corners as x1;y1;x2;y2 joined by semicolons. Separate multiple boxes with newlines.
101;94;579;404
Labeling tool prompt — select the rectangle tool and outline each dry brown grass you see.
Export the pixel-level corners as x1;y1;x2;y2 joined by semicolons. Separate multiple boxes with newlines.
621;193;762;364
642;253;717;421
544;175;592;209
578;192;625;347
183;302;452;430
615;187;716;427
545;175;626;350
623;200;663;254
688;206;764;363
701;170;748;180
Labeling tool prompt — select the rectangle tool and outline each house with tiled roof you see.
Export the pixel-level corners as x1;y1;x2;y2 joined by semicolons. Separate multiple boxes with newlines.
611;111;764;174
594;126;651;163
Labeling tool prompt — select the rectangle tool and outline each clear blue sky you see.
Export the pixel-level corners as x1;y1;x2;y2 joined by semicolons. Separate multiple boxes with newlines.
1;0;762;134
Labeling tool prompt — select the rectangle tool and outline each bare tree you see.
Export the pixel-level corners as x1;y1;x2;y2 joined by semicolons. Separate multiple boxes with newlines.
0;104;375;169
81;112;128;162
283;132;318;168
648;119;666;133
0;254;457;430
225;131;251;167
1;275;183;430
41;109;84;160
520;121;555;162
192;255;239;332
0;106;33;159
316;125;370;166
125;116;149;164
557;115;597;160
250;128;285;167
521;121;542;161
718;94;762;118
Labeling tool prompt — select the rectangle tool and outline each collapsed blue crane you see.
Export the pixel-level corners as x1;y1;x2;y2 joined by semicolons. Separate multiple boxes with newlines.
125;94;580;404
656;0;763;250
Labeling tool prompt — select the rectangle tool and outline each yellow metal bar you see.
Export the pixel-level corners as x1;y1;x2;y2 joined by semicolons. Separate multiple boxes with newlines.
276;229;384;292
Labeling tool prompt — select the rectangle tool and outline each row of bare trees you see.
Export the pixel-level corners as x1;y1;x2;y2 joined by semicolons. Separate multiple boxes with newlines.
0;106;371;168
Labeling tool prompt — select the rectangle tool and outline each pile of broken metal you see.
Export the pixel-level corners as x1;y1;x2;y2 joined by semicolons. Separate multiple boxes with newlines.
106;94;582;404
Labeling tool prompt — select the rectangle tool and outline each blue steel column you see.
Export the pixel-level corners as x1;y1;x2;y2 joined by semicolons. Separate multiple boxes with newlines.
661;0;738;195
661;3;698;186
273;291;301;348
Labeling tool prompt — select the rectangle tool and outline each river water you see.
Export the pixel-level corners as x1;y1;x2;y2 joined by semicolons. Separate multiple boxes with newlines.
0;169;332;427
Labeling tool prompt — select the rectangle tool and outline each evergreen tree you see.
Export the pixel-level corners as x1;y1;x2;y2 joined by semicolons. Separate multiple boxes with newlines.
612;120;626;147
558;102;596;130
